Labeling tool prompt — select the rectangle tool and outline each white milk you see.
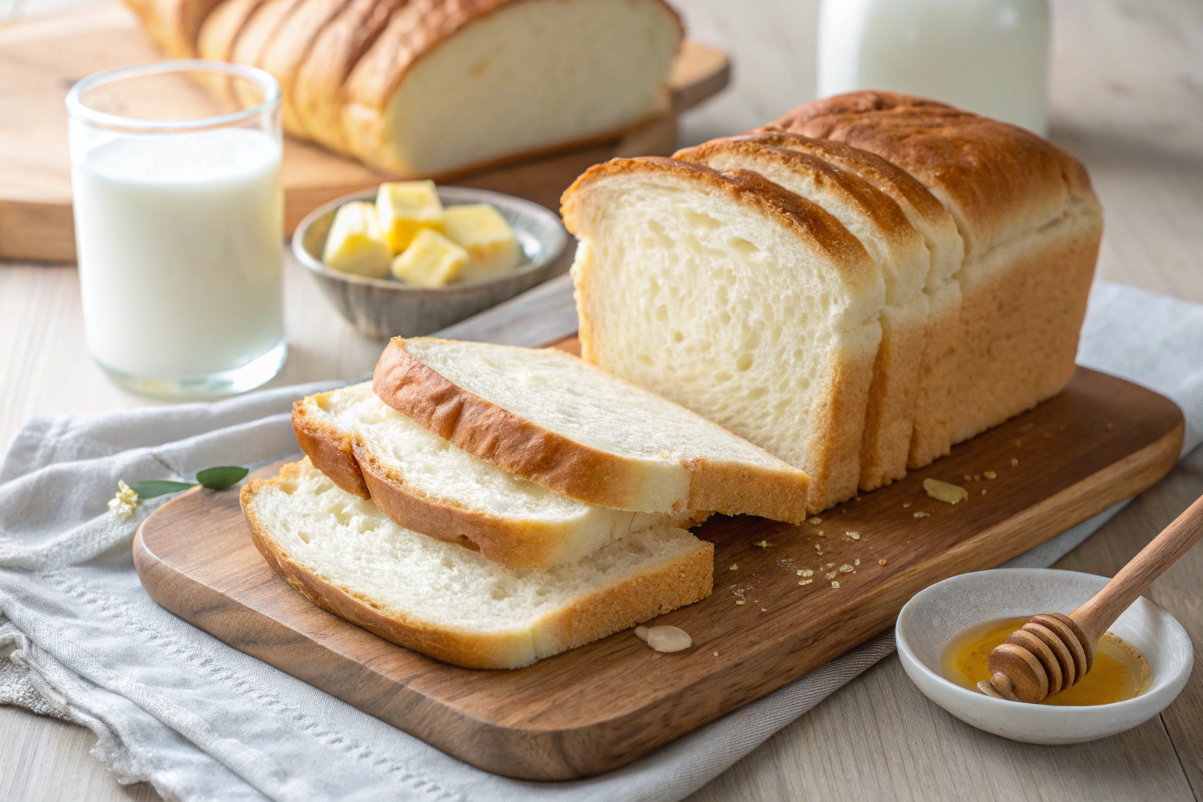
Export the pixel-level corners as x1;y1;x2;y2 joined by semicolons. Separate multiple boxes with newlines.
817;0;1050;134
72;128;284;380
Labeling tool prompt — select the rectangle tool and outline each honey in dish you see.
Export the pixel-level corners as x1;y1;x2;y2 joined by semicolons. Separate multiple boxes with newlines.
942;616;1152;706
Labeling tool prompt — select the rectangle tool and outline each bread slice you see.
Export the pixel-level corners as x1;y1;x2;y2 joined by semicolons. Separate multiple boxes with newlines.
197;0;271;100
724;131;966;470
561;157;882;512
294;382;705;569
257;0;353;135
121;0;229;57
675;137;929;491
768;91;1102;450
227;0;307;109
339;0;682;176
372;331;814;520
241;459;714;669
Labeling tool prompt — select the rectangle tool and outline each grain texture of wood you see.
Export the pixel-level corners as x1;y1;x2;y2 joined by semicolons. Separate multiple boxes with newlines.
4;0;1203;799
0;1;728;261
130;364;1183;780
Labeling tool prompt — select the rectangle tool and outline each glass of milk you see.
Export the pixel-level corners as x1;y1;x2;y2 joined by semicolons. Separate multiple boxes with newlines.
816;0;1051;134
66;61;286;398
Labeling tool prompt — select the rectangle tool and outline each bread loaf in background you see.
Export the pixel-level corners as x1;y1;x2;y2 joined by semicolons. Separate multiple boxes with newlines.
125;0;683;177
563;92;1102;513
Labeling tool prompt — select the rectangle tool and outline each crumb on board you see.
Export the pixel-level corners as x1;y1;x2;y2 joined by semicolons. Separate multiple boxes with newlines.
981;489;987;495
846;531;861;540
809;517;823;525
755;540;771;548
831;581;841;589
797;568;814;577
923;478;969;505
914;511;930;518
735;600;745;605
839;564;854;573
984;471;996;480
825;571;837;580
729;563;738;571
713;651;719;657
854;558;860;566
1011;457;1019;467
879;558;888;566
903;502;912;508
799;578;813;585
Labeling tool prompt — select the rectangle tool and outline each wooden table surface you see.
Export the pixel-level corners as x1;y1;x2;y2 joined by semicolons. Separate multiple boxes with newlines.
2;0;1202;800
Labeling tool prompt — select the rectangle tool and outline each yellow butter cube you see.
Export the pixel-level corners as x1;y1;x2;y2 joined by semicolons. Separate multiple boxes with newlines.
442;204;521;281
391;229;469;287
376;180;444;253
322;201;392;278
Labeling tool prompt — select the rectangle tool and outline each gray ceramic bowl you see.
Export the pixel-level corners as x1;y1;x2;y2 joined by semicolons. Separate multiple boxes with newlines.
293;186;569;339
897;569;1193;744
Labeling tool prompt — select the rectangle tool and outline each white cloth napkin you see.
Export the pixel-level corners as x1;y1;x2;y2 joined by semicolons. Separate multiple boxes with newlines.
2;281;1201;802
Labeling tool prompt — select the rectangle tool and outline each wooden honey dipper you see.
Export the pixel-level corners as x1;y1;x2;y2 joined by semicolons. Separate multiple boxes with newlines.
979;494;1203;703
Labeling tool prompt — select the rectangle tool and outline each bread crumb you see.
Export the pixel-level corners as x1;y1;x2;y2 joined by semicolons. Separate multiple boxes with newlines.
984;471;997;480
815;544;822;551
903;502;912;508
981;489;987;495
809;517;823;525
878;558;888;566
839;564;854;573
973;474;982;481
729;563;738;571
825;571;837;580
797;568;813;577
914;511;930;518
755;540;771;548
854;558;860;566
923;478;969;505
635;625;649;641
846;530;860;540
817;531;825;537
799;578;813;586
647;626;691;653
735;600;745;605
963;474;972;482
1011;457;1019;467
825;562;834;569
713;651;719;657
761;608;767;612
831;581;841;589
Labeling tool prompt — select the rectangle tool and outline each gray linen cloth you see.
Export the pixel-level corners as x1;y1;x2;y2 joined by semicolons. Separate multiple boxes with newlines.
2;280;1201;802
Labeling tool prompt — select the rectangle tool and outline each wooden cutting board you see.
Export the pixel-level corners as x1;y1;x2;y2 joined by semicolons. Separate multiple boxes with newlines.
132;356;1185;781
0;2;730;262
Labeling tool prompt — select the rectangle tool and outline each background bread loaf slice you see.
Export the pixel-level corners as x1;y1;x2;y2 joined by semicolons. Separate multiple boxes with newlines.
293;382;706;569
768;91;1102;449
227;0;307;109
562;157;883;512
727;131;967;469
197;0;272;100
257;0;353;135
372;333;813;520
675;138;929;491
242;459;714;670
339;0;682;176
122;0;229;57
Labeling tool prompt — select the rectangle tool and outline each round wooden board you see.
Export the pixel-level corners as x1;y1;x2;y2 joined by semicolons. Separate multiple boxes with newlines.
0;2;730;262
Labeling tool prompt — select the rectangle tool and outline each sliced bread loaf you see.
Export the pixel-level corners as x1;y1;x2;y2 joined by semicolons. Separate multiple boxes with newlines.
675;137;929;490
767;91;1102;450
560;157;884;512
372;330;814;520
294;382;703;569
241;458;714;669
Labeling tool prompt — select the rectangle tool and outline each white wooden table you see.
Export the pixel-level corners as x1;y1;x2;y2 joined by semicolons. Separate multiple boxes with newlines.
2;1;1202;799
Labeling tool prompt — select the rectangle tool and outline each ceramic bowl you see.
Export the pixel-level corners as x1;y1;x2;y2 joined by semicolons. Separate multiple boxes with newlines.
293;186;569;339
896;568;1193;744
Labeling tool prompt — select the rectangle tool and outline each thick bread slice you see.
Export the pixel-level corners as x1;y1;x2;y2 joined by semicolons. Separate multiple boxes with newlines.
372;332;814;520
257;0;352;135
675;138;929;490
294;382;705;569
561;157;883;512
197;0;271;100
227;0;307;109
121;0;228;57
241;459;714;670
339;0;682;176
726;131;966;470
768;91;1102;449
291;0;406;154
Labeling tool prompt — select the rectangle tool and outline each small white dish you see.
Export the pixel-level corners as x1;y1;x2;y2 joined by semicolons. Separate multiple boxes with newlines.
896;569;1193;744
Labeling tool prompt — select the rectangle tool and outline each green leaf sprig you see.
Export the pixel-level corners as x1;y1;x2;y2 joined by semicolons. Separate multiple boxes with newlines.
130;466;250;499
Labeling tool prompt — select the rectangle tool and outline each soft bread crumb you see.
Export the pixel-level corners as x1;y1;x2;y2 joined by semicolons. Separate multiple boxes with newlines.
923;478;969;505
647;626;691;653
831;581;840;589
913;511;930;518
878;558;888;566
635;625;649;641
984;471;997;479
1011;457;1020;467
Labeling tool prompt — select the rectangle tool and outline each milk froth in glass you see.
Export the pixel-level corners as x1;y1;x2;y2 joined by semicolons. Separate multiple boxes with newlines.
67;61;286;398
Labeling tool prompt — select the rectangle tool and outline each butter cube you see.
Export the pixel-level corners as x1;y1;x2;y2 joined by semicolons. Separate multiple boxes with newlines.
442;204;521;281
376;180;444;253
322;201;392;278
391;229;469;287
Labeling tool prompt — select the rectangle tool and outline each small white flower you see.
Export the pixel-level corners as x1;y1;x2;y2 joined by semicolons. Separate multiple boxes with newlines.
109;480;139;519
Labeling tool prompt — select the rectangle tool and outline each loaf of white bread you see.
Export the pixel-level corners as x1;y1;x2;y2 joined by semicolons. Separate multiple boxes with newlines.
245;338;812;668
122;0;683;177
562;91;1102;512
